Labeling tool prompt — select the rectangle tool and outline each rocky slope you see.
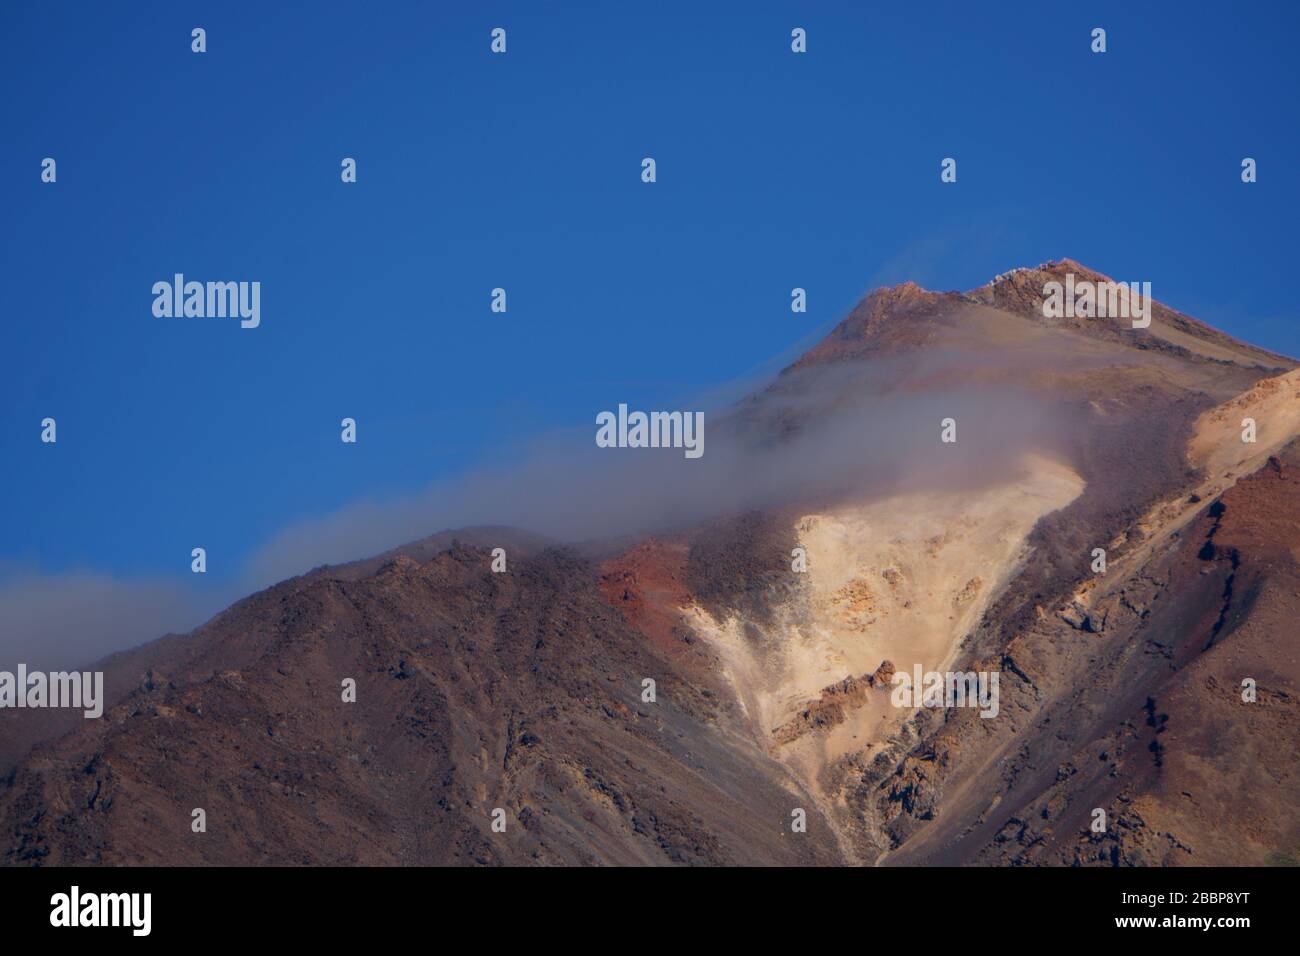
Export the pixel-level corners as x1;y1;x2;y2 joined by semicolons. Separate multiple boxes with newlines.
3;260;1297;866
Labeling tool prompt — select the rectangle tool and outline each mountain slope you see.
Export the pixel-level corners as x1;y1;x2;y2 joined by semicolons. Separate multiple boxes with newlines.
3;545;839;865
3;259;1297;866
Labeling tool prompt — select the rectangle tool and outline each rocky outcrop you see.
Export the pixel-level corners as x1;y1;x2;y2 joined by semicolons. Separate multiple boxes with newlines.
771;661;897;745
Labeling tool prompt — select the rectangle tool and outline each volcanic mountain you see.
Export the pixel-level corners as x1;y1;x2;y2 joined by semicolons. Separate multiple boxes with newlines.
4;259;1298;866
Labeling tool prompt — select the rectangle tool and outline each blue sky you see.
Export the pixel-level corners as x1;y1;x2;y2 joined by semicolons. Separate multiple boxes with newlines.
2;1;1298;661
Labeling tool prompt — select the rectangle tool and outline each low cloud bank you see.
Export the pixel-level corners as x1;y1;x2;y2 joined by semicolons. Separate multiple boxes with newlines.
1;346;1086;670
0;571;213;672
248;349;1080;583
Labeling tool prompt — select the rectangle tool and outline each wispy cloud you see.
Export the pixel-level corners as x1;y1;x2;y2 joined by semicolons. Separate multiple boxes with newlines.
0;570;214;672
0;321;1083;672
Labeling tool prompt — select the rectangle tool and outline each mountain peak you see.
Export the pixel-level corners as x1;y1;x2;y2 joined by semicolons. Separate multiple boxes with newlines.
789;259;1294;374
966;258;1294;369
786;281;959;370
976;257;1108;293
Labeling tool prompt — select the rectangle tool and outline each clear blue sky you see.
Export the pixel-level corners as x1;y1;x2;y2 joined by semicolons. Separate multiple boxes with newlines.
2;1;1298;610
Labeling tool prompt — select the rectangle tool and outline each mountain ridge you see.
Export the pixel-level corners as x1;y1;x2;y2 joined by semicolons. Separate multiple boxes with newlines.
790;258;1295;373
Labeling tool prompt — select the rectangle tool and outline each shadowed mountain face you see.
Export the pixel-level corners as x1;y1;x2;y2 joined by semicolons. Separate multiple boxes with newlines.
4;260;1298;866
2;546;840;865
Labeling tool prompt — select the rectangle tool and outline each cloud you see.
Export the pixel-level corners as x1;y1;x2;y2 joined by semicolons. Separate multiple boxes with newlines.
0;334;1086;671
0;571;213;672
247;347;1079;585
